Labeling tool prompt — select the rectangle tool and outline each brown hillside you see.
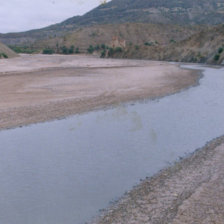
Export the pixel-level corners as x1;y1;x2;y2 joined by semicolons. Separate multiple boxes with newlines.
0;42;17;58
111;25;224;64
34;23;199;52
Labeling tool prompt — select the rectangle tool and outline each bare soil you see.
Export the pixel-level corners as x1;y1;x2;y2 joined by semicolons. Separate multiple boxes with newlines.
0;54;199;130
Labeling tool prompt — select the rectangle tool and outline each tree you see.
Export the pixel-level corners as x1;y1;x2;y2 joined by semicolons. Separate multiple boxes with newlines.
75;47;80;54
68;45;74;54
42;48;54;54
87;45;94;54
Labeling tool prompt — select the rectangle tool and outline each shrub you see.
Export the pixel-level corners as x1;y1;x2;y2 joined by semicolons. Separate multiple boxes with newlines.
214;54;220;61
3;53;8;58
75;47;80;54
68;45;74;54
61;46;69;54
9;46;36;54
95;45;100;51
0;53;8;58
87;45;94;54
144;42;153;46
115;47;122;53
101;50;106;58
42;48;55;54
108;48;114;56
218;47;223;54
101;44;106;50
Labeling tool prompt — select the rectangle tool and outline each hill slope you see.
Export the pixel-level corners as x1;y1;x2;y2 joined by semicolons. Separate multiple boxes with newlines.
1;0;224;46
63;0;224;26
112;25;224;64
0;42;17;58
34;23;198;52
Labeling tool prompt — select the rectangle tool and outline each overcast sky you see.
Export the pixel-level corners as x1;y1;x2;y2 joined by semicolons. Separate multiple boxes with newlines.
0;0;107;33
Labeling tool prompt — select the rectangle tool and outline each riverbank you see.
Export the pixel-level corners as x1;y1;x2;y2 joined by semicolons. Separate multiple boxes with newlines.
0;54;199;130
93;135;224;224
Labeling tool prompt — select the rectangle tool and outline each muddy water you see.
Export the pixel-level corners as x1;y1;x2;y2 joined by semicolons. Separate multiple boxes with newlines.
0;65;224;224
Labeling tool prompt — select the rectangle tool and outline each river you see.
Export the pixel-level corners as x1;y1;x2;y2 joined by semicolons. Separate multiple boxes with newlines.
0;65;223;224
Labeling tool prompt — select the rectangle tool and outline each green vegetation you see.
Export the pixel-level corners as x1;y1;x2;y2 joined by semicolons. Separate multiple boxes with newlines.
144;42;153;46
100;50;106;58
101;44;106;50
218;47;223;54
69;45;74;54
42;48;55;54
214;54;220;61
170;39;176;43
9;46;37;54
0;53;8;58
42;45;80;55
75;47;80;54
87;45;95;54
61;46;69;54
213;46;223;62
86;44;123;57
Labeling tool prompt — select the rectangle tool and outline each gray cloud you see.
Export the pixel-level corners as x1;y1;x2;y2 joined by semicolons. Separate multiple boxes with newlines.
0;0;105;33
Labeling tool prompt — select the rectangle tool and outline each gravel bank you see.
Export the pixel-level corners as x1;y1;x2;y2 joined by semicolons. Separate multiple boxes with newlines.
93;136;224;224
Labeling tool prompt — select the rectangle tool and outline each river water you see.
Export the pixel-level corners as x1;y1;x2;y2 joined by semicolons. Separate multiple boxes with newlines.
0;65;224;224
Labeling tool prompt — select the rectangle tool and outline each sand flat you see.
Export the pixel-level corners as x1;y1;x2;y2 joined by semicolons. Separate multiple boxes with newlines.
0;54;199;130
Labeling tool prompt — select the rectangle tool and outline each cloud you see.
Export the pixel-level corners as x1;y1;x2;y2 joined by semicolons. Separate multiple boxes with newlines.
0;0;103;33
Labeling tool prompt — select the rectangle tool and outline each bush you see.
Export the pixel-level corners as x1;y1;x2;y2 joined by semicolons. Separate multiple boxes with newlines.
75;47;80;54
115;47;122;53
9;46;37;54
218;47;223;54
68;45;74;54
101;44;106;50
144;42;153;46
214;54;220;61
0;53;8;58
61;46;69;54
3;53;8;58
42;48;55;54
170;39;176;43
95;45;100;51
101;50;106;58
87;45;94;54
108;48;114;56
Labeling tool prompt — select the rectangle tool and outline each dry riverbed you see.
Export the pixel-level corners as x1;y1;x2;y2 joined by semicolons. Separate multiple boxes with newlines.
0;54;199;130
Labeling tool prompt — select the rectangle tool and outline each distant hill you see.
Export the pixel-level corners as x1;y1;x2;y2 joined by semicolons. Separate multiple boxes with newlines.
63;0;224;26
0;42;17;58
34;23;198;52
1;0;224;46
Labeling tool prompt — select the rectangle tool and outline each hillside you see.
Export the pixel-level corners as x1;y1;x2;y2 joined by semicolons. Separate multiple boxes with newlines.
1;0;224;46
34;23;199;52
0;42;17;58
111;25;224;64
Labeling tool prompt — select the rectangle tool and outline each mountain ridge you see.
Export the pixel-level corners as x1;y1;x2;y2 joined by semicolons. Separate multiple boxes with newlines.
1;0;224;46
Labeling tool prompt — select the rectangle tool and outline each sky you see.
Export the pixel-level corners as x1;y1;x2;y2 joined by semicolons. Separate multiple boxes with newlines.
0;0;107;33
